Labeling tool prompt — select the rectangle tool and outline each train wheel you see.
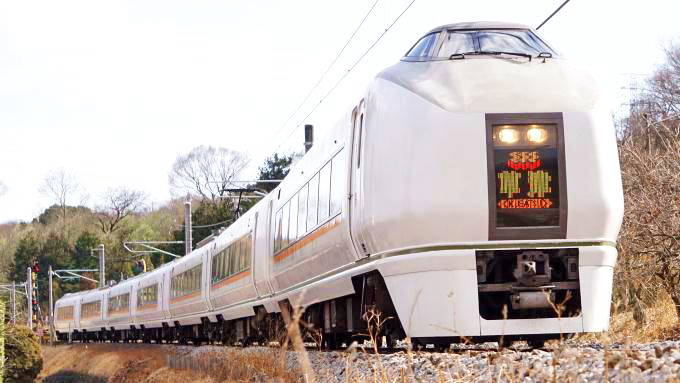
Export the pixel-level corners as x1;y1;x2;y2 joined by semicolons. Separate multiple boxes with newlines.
527;337;545;349
498;337;512;349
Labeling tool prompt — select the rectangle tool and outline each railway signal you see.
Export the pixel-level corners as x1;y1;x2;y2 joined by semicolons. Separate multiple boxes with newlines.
31;261;40;330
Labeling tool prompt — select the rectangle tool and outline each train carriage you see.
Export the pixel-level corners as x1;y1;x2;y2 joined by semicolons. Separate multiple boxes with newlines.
133;266;166;331
54;294;79;341
56;21;624;348
208;211;257;316
167;245;210;326
104;278;134;340
78;290;106;341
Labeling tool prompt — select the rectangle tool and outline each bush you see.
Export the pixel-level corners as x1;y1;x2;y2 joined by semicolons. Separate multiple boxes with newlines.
4;326;42;383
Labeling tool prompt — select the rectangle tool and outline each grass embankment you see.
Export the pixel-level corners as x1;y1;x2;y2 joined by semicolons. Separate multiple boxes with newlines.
38;344;298;383
38;296;679;383
578;291;680;344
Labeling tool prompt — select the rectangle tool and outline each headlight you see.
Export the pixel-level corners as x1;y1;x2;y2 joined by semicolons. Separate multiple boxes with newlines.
527;126;547;143
498;127;519;144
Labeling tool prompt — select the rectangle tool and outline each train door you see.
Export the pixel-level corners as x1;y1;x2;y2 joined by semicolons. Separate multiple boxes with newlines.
349;102;370;257
253;203;274;297
204;246;214;311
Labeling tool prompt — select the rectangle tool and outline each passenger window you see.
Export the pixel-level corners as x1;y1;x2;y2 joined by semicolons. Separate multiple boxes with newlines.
274;209;282;252
357;115;364;169
289;194;298;242
330;149;345;215
318;163;331;222
281;201;290;248
238;238;246;272
246;235;252;268
297;184;308;236
307;173;319;229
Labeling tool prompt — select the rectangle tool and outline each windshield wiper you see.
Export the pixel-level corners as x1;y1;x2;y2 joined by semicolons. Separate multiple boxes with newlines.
449;51;533;61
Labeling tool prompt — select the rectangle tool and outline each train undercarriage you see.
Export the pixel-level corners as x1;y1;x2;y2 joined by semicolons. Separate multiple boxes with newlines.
58;260;578;350
59;271;410;349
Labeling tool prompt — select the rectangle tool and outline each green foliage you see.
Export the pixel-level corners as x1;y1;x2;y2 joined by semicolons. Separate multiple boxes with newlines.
169;199;236;258
10;233;40;283
74;232;99;270
4;326;42;383
34;205;91;226
255;153;293;192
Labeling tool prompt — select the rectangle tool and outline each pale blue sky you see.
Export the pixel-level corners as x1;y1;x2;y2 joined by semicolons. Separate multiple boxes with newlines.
1;0;678;222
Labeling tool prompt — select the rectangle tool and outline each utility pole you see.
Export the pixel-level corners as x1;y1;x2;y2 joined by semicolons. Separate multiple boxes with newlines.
98;244;105;287
184;197;192;255
11;281;16;326
48;265;54;346
26;267;32;329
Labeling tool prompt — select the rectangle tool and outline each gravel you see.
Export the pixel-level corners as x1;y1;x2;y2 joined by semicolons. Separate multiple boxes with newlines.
288;340;680;382
168;341;680;382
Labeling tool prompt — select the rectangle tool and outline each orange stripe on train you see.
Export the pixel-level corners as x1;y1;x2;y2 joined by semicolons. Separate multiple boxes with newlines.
274;216;342;263
170;291;200;304
211;270;250;290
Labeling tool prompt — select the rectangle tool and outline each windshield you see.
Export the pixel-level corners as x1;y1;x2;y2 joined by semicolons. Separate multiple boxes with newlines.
438;29;556;58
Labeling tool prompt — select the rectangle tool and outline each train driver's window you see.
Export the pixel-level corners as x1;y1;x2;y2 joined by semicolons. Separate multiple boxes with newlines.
406;32;437;57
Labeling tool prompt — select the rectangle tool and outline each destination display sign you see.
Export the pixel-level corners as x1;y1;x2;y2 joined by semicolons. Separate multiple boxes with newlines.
492;124;560;228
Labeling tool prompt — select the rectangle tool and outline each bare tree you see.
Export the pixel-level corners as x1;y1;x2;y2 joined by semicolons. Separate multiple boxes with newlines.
95;188;146;235
615;43;680;320
39;169;82;226
169;146;250;202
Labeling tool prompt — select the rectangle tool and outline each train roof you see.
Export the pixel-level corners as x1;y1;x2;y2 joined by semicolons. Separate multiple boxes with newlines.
427;21;532;34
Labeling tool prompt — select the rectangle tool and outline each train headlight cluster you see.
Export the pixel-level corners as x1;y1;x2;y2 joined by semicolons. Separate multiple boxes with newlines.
493;125;552;146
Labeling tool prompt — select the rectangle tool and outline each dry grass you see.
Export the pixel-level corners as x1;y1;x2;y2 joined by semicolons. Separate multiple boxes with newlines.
174;349;300;383
39;295;680;383
578;290;680;344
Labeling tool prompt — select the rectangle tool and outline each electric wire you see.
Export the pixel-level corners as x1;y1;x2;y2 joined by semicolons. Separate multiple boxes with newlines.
274;0;418;153
536;0;571;30
177;219;231;229
269;0;380;144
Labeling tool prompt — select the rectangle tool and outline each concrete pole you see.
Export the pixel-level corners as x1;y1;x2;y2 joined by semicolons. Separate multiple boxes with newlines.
26;267;32;330
184;197;192;255
49;265;54;346
11;281;16;326
98;244;105;287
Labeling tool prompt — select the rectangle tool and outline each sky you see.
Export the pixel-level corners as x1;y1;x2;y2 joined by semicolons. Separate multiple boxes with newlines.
1;0;679;223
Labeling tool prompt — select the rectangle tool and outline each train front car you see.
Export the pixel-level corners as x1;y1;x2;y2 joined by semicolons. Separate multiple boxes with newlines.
359;22;623;345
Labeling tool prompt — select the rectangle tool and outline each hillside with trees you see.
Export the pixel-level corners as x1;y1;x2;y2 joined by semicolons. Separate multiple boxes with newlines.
0;148;293;325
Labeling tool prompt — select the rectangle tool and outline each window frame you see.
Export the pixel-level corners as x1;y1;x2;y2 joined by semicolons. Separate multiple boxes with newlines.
273;147;346;256
485;113;568;240
403;32;441;60
402;28;558;62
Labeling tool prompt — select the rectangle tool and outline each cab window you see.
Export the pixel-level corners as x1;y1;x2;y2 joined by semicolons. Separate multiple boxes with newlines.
405;33;438;57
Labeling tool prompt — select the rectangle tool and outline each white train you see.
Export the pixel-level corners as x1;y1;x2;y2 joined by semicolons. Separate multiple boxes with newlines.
54;21;624;348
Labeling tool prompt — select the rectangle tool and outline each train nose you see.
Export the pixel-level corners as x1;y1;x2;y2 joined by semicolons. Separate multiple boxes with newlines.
378;59;599;113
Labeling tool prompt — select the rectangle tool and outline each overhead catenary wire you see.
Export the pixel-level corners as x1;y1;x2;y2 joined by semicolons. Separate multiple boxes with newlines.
269;0;380;144
274;0;418;153
536;0;571;30
178;219;231;229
